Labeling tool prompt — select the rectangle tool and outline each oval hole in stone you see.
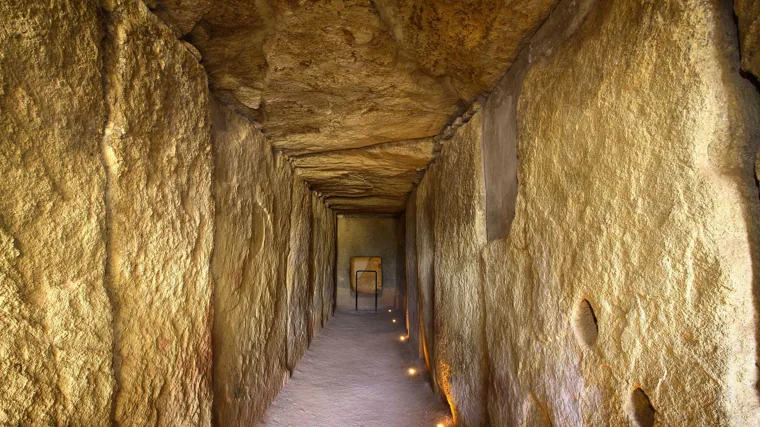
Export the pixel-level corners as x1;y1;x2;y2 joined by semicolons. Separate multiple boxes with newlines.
250;203;267;257
572;299;598;347
630;388;655;427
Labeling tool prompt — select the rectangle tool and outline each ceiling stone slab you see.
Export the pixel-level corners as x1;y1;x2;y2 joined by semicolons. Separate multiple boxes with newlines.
152;0;558;212
372;0;561;100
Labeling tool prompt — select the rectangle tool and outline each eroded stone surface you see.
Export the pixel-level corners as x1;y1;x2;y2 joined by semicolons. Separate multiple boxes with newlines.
292;138;436;207
0;1;113;424
736;0;760;79
372;0;559;100
211;101;292;425
103;1;214;424
429;112;488;426
481;0;760;425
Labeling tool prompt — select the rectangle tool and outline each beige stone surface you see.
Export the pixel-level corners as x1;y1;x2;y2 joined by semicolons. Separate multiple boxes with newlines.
286;176;313;371
736;0;760;79
210;101;293;425
429;112;488;426
103;1;214;424
372;0;559;100
0;0;113;424
480;0;760;425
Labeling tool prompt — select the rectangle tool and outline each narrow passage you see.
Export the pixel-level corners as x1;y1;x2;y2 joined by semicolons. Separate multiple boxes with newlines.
260;310;451;427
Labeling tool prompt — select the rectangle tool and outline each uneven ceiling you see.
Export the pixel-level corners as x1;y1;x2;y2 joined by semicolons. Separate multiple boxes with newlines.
147;0;559;213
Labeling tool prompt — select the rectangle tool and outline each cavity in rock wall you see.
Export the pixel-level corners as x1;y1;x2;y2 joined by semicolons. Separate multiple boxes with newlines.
480;0;760;425
0;0;113;424
103;1;214;424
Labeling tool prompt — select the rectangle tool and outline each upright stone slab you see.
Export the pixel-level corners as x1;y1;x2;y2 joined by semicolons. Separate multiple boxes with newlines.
0;1;113;424
210;102;293;425
103;1;213;424
482;0;760;425
432;112;488;426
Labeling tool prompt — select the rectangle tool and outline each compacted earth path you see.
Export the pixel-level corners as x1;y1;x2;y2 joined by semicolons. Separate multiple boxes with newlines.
259;309;452;427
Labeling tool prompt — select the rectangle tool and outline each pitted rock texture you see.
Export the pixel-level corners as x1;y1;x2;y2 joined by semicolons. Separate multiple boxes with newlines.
479;0;760;425
150;0;558;212
423;112;488;426
103;1;214;424
0;0;113;424
211;101;293;425
736;0;760;79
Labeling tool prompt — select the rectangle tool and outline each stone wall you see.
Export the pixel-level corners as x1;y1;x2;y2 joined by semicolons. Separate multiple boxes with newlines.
0;1;112;424
0;1;337;424
406;0;760;425
413;111;488;426
104;1;214;423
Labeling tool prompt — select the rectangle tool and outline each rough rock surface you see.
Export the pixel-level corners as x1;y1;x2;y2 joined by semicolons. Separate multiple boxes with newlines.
0;0;113;424
429;112;488;426
150;0;559;212
286;177;313;371
372;0;560;100
736;0;760;79
210;101;293;425
293;138;437;213
480;0;760;425
103;1;215;424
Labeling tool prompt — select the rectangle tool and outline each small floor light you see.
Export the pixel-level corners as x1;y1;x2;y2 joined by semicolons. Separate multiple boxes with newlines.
437;424;445;427
399;335;406;342
392;319;397;323
388;309;392;312
408;368;417;375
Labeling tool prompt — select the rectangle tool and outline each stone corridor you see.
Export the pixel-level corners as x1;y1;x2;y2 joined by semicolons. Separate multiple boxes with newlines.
2;0;760;426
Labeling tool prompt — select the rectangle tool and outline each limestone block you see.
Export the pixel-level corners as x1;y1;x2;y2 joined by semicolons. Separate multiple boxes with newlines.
0;1;113;424
211;101;294;425
431;112;488;426
286;177;313;370
482;0;760;425
103;1;213;424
